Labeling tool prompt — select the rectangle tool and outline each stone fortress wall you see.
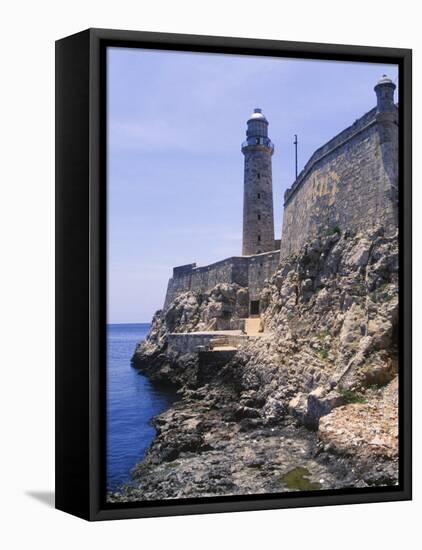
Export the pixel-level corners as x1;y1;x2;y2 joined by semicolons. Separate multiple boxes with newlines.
247;250;280;301
164;250;280;310
281;86;398;257
163;77;398;313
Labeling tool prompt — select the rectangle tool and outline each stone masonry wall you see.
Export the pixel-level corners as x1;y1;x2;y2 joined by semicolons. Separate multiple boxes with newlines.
242;146;275;255
163;89;398;313
164;250;280;310
164;257;250;310
248;250;280;301
280;108;398;258
190;257;249;294
164;264;195;310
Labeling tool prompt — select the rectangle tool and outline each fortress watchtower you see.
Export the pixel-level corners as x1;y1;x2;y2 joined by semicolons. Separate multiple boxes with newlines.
374;74;396;114
241;108;275;256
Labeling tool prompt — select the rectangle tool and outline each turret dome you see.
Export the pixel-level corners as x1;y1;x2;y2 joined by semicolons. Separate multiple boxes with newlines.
242;108;273;152
376;74;394;86
248;108;268;123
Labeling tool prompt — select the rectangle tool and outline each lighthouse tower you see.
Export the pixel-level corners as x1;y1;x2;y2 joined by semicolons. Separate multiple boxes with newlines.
241;108;275;256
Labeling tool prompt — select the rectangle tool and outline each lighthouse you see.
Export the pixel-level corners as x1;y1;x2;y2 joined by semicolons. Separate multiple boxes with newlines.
241;108;275;256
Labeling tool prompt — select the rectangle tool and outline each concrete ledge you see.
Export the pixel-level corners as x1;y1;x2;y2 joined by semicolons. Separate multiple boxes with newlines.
167;331;248;356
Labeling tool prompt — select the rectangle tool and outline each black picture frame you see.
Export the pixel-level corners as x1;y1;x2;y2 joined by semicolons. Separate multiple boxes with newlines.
55;28;412;521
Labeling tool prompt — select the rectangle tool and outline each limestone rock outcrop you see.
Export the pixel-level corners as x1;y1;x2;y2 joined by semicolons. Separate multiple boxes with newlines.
119;226;399;501
132;283;247;385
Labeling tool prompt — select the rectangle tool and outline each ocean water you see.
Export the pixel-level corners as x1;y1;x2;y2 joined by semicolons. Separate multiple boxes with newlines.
106;323;176;491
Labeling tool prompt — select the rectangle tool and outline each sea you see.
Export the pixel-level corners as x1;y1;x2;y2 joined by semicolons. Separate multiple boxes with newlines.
106;323;176;491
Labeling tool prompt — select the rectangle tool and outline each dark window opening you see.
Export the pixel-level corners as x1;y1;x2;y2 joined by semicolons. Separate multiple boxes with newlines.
257;193;261;199
250;300;260;316
257;214;261;220
257;173;260;179
258;235;261;242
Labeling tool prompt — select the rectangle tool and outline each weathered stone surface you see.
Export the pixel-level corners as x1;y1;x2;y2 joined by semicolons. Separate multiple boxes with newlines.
108;406;359;502
164;250;281;311
281;103;398;259
288;387;344;429
132;283;249;386
242;145;275;255
116;227;399;502
318;378;399;484
110;82;399;503
241;109;275;256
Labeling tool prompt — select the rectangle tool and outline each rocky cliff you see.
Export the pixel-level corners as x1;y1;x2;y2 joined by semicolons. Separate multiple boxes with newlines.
110;226;399;502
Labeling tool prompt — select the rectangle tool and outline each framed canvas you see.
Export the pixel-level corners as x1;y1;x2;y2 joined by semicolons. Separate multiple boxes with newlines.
55;28;412;521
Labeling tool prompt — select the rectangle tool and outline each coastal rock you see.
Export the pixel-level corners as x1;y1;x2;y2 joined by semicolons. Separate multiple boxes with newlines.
318;377;399;484
132;282;249;386
345;238;371;269
289;387;344;429
112;227;399;502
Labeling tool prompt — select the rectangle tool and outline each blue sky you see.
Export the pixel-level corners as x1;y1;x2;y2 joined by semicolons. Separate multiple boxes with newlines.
107;47;398;323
